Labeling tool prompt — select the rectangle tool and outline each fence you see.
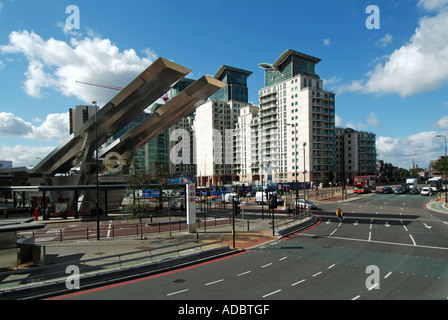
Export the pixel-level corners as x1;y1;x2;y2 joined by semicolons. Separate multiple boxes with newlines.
19;217;234;243
0;240;223;293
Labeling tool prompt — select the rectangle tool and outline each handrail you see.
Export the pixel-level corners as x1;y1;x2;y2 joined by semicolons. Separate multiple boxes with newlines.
0;240;223;291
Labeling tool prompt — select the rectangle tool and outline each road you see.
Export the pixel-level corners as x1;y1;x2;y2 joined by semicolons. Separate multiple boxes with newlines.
50;193;448;300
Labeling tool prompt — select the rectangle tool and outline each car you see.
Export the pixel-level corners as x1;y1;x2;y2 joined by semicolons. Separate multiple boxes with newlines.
401;184;411;193
420;187;431;196
409;187;420;194
380;186;393;194
276;196;285;206
222;193;240;203
394;187;405;194
296;199;318;209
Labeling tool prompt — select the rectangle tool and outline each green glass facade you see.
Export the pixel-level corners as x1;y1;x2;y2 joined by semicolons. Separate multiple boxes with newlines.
263;49;321;87
212;66;252;103
111;106;170;171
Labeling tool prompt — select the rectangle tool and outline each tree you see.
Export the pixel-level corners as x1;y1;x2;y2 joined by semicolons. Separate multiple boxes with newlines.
151;162;177;212
123;161;178;238
410;168;419;178
124;166;151;239
150;161;178;236
399;168;409;181
432;156;448;175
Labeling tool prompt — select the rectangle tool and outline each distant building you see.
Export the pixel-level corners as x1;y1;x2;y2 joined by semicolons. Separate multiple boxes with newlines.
69;105;99;135
335;128;377;182
0;161;13;169
169;78;197;179
194;65;254;187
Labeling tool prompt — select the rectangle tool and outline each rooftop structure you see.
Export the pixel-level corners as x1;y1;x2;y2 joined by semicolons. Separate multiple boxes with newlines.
211;65;253;103
259;49;322;87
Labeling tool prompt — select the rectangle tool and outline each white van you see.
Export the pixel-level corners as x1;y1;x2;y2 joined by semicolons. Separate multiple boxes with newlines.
255;191;284;205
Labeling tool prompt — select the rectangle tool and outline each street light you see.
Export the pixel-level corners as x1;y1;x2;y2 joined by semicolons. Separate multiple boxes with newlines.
436;134;447;203
93;101;100;240
303;142;307;205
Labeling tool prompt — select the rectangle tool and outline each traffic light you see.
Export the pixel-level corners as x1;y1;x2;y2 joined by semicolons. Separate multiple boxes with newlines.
269;196;277;209
233;198;241;216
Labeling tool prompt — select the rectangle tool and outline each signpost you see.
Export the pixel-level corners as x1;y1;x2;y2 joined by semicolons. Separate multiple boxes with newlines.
186;184;196;233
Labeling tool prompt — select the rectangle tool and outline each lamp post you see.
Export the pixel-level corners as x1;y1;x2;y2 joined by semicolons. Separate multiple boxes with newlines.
93;101;100;240
436;134;447;203
303;142;307;205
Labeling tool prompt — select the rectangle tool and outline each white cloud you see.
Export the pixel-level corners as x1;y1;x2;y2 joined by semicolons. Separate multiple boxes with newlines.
337;6;448;97
418;0;448;11
0;112;69;142
0;144;55;168
336;112;381;130
0;30;157;105
376;34;393;47
335;114;343;127
32;113;69;142
323;38;331;46
0;112;33;137
377;131;444;168
366;112;382;128
434;115;448;129
345;121;367;131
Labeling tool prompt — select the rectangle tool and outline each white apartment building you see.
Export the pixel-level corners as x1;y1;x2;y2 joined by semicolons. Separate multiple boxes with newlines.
190;51;376;187
254;49;336;186
195;99;253;187
194;66;253;187
234;104;259;184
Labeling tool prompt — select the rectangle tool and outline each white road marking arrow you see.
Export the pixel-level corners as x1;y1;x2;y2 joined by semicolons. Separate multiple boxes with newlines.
326;219;331;224
423;223;432;230
353;221;359;226
385;222;391;227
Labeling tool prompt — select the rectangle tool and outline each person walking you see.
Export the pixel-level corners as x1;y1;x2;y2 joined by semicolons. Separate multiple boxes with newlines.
336;208;344;221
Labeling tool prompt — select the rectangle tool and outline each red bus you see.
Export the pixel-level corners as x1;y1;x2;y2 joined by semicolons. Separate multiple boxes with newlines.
354;175;376;194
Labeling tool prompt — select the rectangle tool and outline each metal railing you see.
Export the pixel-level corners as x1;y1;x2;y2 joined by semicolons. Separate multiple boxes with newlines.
0;240;223;292
19;217;232;243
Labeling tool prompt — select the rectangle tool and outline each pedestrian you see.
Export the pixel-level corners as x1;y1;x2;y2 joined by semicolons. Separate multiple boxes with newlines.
336;208;343;221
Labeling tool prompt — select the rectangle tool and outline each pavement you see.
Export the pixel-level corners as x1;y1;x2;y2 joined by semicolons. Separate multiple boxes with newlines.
424;194;448;215
39;212;304;263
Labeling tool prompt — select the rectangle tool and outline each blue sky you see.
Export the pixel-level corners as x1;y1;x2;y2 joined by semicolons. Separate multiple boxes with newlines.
0;0;447;169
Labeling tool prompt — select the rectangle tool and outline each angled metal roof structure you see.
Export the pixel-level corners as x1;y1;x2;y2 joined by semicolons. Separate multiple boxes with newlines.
101;75;226;156
272;49;321;68
0;57;226;213
32;58;192;175
214;65;253;79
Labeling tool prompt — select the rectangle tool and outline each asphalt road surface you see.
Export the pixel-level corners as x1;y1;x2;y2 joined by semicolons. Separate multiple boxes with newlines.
51;193;448;300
